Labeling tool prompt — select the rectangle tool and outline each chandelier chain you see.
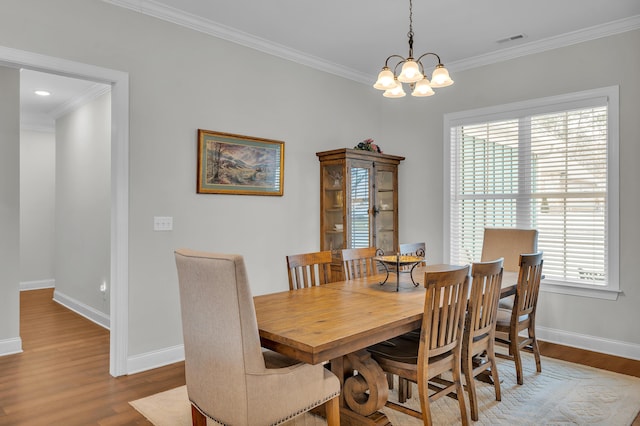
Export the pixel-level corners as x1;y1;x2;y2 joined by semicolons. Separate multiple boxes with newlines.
407;0;414;56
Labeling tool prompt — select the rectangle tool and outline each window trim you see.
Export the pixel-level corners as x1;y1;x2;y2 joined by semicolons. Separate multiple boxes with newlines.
443;86;620;300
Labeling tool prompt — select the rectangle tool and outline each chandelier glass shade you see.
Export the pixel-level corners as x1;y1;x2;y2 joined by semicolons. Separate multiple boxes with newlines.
373;0;454;98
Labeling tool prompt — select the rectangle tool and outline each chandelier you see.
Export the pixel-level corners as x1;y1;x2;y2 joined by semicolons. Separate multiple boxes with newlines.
373;0;454;98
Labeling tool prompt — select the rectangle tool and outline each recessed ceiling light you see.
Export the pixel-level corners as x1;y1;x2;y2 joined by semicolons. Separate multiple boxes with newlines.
34;90;51;96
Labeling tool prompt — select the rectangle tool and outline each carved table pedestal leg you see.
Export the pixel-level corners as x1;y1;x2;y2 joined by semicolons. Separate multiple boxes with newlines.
332;350;391;426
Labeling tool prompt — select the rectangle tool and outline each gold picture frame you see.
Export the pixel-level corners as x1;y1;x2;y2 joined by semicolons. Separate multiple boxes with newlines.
197;129;284;196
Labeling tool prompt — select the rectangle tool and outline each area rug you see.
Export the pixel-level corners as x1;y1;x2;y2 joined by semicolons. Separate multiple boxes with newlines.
130;354;640;425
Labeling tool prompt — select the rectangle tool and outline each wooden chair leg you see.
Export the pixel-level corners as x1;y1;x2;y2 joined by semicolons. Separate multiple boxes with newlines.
452;359;470;426
404;378;412;399
463;354;479;421
416;376;433;426
398;377;411;403
324;395;340;426
488;341;501;401
191;404;207;426
529;326;542;373
512;338;524;385
386;372;394;389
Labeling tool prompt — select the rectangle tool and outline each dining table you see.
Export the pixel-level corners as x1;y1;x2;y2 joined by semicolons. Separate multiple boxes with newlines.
253;264;518;426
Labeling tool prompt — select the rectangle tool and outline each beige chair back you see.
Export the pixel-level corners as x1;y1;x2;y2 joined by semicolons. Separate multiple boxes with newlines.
341;247;379;280
175;250;264;424
175;249;341;425
286;250;333;290
481;228;538;272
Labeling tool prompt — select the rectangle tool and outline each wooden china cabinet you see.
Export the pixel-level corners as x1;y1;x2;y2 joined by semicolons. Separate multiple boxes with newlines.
316;148;405;281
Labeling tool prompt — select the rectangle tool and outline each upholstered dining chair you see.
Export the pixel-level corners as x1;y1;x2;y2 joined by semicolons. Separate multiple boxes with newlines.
463;258;504;421
175;249;341;426
494;252;544;385
341;247;379;280
481;228;538;273
286;250;334;290
367;266;471;426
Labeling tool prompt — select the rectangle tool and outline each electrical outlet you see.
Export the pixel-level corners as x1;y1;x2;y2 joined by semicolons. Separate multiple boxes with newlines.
100;282;107;293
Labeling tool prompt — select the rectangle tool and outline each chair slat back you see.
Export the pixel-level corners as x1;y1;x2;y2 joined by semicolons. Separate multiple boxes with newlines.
420;266;470;358
481;228;538;272
399;242;426;271
515;252;544;316
286;251;333;290
399;242;426;257
468;259;504;339
341;247;379;280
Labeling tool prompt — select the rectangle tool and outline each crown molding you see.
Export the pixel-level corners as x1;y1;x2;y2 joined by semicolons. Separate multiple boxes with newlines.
448;14;640;72
50;83;111;120
102;0;371;83
102;1;640;83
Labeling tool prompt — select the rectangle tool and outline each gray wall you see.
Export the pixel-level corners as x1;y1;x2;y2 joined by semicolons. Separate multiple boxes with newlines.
0;66;21;352
54;92;111;315
20;130;55;285
0;0;638;365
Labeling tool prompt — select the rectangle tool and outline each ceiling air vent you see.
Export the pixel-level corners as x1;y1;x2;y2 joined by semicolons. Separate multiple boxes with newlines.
497;34;526;44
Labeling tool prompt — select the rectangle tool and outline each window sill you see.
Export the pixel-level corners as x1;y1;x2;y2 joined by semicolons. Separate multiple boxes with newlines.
541;279;621;301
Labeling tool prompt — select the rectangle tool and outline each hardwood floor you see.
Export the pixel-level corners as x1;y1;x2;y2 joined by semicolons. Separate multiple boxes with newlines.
1;288;638;425
0;289;185;425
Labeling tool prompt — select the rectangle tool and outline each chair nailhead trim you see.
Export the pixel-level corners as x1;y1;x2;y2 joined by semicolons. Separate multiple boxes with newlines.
191;391;340;426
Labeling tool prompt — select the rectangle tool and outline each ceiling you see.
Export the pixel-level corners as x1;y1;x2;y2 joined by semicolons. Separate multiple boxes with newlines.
21;0;640;129
20;69;109;131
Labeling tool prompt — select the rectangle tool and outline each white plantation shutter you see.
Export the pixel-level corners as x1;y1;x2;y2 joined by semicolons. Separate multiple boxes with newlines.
446;87;619;296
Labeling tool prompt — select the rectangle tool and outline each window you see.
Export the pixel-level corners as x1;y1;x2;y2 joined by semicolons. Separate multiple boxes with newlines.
444;87;619;299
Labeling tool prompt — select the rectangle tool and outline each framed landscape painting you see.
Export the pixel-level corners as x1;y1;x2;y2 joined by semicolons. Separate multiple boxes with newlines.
197;129;284;195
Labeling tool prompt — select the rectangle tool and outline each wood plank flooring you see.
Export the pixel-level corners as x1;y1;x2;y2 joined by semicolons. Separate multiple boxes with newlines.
0;289;185;425
0;288;638;425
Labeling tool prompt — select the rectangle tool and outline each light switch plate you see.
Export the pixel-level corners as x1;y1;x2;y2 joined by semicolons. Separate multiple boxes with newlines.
154;216;173;231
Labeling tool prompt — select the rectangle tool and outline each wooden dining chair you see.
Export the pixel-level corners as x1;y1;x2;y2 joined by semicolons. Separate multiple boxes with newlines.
286;250;334;290
494;252;544;385
463;258;504;421
175;249;341;426
341;247;379;280
367;266;471;426
390;242;427;399
399;242;426;270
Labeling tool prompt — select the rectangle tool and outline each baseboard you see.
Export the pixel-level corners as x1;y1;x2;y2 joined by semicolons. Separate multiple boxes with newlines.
0;337;23;357
123;328;640;375
20;279;55;291
536;326;640;360
127;344;185;375
53;290;110;330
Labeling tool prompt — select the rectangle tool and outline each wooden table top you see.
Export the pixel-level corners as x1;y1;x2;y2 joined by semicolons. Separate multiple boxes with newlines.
254;264;472;365
254;264;519;365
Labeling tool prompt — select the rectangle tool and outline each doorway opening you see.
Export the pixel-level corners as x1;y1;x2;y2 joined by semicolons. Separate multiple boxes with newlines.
1;45;129;376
